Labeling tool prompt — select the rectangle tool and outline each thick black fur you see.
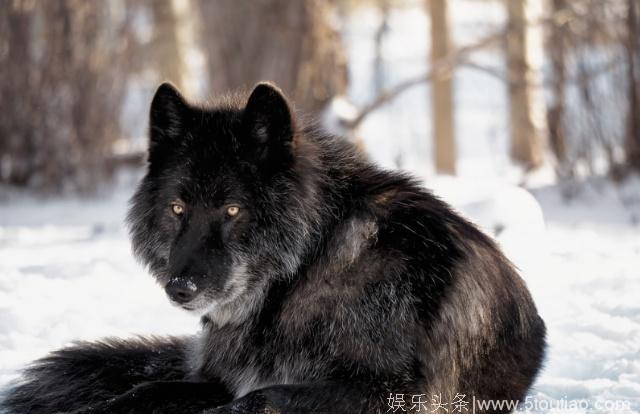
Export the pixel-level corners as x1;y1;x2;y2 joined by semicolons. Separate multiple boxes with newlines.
1;82;546;414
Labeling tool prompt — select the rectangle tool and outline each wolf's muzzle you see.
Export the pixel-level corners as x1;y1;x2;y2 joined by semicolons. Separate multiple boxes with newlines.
165;277;197;304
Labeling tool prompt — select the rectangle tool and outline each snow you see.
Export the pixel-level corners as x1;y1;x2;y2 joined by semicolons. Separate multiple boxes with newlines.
526;178;640;413
337;2;640;412
1;171;638;414
0;172;197;388
426;176;640;413
1;2;639;413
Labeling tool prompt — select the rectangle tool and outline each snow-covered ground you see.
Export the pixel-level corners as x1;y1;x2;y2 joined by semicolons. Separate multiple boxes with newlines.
0;172;197;389
344;3;640;412
1;2;639;413
526;178;640;413
1;171;638;413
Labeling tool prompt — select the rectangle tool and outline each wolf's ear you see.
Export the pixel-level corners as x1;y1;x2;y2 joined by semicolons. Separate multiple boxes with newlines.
241;82;295;168
149;82;189;147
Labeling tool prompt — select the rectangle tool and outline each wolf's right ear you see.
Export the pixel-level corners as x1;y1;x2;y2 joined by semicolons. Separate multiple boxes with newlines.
149;82;189;148
241;82;295;171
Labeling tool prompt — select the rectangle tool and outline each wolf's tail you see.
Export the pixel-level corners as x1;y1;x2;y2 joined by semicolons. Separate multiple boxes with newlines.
0;336;190;414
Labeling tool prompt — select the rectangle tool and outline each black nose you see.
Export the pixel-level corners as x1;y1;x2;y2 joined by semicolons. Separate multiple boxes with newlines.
165;278;197;304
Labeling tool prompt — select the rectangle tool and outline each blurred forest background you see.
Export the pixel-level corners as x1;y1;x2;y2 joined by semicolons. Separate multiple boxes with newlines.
1;0;639;193
2;1;640;409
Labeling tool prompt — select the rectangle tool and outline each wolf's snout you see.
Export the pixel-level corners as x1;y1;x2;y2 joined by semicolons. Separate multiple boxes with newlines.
165;278;197;304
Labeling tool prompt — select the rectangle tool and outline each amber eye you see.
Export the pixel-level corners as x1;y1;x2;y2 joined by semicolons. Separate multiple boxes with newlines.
171;203;184;216
226;205;240;217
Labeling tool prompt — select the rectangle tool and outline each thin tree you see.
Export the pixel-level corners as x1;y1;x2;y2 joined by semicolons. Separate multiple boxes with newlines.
506;0;547;170
428;0;456;174
373;0;391;94
546;0;568;173
625;0;640;171
150;0;185;91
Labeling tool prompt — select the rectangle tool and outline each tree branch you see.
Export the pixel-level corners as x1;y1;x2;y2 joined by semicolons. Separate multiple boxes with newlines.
343;31;505;129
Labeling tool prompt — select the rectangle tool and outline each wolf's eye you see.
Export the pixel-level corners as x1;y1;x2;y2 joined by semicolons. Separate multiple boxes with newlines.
171;202;185;216
226;205;240;217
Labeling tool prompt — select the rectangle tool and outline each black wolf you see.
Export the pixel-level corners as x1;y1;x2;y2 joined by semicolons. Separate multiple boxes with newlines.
1;82;545;413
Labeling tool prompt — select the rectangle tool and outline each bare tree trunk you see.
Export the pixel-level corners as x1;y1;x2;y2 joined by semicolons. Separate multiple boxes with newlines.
547;0;568;171
150;0;185;91
0;1;33;185
506;0;547;170
0;0;133;192
197;0;347;114
625;0;640;171
428;0;456;174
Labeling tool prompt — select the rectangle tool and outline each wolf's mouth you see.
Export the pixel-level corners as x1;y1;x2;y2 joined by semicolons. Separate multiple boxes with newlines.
164;260;250;318
167;287;221;315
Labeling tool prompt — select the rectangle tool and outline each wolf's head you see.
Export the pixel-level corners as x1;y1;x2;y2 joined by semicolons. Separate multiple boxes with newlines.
127;82;318;320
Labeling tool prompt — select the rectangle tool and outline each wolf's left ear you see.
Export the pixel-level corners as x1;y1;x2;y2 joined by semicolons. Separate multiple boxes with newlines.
241;82;295;168
149;82;189;148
